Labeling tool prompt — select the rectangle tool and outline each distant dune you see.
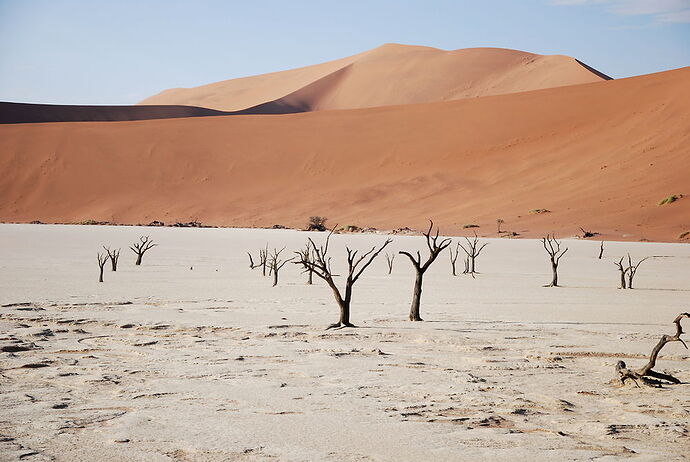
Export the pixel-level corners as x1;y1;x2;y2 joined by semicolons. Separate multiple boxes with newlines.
140;44;611;112
1;66;688;241
0;102;227;124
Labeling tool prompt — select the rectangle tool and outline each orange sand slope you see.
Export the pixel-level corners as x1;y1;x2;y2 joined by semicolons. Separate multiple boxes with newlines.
1;67;688;241
0;102;227;124
140;44;610;112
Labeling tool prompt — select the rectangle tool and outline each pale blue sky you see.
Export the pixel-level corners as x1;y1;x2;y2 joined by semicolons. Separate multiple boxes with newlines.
0;0;688;105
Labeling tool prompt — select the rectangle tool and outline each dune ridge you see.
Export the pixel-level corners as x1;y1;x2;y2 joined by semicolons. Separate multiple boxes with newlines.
140;44;611;112
1;67;688;241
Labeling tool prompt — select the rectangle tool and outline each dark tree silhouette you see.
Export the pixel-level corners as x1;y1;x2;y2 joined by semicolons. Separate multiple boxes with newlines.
295;227;392;329
296;244;316;284
614;257;629;289
97;252;108;283
626;254;649;289
448;243;461;276
542;234;568;287
400;221;452;321
248;245;269;276
307;216;328;231
459;232;488;277
103;246;120;271
268;247;292;287
616;313;689;386
130;236;157;266
385;252;395;275
598;241;605;259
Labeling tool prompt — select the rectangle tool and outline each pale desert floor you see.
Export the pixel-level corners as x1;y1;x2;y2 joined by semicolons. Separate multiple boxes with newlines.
1;224;689;461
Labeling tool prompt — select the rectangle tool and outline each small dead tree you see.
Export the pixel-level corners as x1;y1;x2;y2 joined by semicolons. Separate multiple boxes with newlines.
385;252;395;275
400;221;452;321
496;218;504;234
248;246;269;275
616;313;689;386
448;243;461;276
614;257;629;289
598;241;605;259
97;252;108;282
103;246;120;271
268;247;292;287
295;228;392;329
542;234;568;287
296;244;315;284
459;233;488;277
626;254;649;289
247;252;257;269
130;236;157;266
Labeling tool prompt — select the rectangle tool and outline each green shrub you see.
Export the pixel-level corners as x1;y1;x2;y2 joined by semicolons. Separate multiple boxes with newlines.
658;194;682;205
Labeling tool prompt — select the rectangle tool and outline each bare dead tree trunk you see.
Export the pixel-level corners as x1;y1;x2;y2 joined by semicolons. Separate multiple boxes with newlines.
247;252;257;269
400;221;452;322
448;244;460;276
130;236;157;266
268;247;292;287
97;252;108;282
385;252;395;275
295;227;391;329
616;313;689;386
103;246;120;271
259;246;268;276
614;257;628;289
542;235;568;287
296;245;315;284
463;257;469;274
459;232;488;277
598;241;604;259
626;254;649;289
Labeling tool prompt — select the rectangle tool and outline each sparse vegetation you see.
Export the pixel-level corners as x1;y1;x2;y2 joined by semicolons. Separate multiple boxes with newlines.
496;218;504;233
529;209;550;215
679;231;690;240
658;194;682;205
307;216;328;232
462;223;480;229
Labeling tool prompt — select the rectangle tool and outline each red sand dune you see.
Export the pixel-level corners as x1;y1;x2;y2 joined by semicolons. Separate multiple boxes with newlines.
0;102;227;124
1;66;688;241
140;44;611;112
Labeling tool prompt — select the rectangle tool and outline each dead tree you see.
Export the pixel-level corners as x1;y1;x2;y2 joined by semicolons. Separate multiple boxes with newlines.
130;236;157;266
400;221;452;321
295;228;392;329
97;252;108;282
459;233;488;277
103;246;120;271
268;247;292;287
598;241;605;259
296;244;315;284
385;252;395;275
496;218;504;234
247;252;257;269
616;313;689;386
448;243;461;276
626;254;649;289
614;257;629;289
542;234;568;287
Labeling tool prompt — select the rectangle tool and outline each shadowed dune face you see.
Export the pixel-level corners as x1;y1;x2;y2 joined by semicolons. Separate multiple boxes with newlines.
1;67;688;241
140;44;611;112
0;102;228;124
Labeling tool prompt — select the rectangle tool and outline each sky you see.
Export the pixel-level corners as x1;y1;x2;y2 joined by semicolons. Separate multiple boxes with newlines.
0;0;688;105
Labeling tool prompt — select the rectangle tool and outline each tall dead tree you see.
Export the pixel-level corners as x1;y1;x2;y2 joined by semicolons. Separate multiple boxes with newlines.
598;241;605;259
542;234;568;287
296;244;315;284
626;254;649;289
614;257;629;289
385;252;395;275
130;236;157;266
459;233;488;277
295;228;392;329
268;247;292;287
448;243;461;276
248;246;269;275
103;246;120;271
400;221;452;321
97;252;108;282
616;313;689;386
